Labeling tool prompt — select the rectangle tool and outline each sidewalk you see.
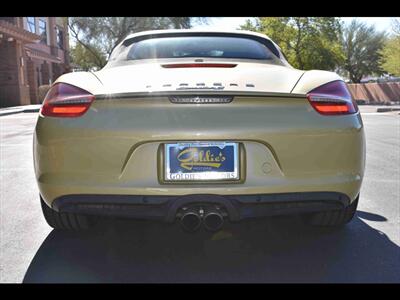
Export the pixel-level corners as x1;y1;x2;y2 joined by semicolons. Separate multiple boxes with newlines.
0;104;41;116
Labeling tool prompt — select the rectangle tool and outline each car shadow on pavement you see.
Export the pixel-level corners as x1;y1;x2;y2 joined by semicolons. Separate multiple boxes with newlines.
23;210;400;283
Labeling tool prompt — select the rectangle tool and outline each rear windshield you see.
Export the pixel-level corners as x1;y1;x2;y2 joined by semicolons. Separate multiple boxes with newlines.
109;36;281;64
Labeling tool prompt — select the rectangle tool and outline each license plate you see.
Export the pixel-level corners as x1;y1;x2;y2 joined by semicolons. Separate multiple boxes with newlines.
164;142;239;181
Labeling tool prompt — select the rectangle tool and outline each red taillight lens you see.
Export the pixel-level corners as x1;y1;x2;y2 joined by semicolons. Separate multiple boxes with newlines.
41;83;95;117
306;80;358;115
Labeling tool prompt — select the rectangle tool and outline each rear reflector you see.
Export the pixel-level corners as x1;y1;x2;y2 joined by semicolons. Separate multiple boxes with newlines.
161;63;237;68
307;80;358;115
41;83;95;117
51;106;88;114
312;103;350;113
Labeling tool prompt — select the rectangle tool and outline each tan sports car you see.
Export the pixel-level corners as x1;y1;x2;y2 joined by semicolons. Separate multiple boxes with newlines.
34;29;365;232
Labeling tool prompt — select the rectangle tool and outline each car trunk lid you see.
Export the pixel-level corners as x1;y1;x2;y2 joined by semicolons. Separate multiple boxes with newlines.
93;60;305;96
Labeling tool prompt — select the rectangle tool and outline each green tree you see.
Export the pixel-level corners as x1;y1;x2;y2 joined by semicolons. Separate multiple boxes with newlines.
240;17;344;71
341;20;386;83
69;17;208;70
70;43;106;71
380;19;400;76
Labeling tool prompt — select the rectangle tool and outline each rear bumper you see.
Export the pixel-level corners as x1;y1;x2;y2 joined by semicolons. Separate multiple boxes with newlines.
51;192;351;222
34;98;366;206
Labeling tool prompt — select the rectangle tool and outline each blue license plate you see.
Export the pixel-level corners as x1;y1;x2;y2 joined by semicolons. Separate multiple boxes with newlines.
164;142;239;181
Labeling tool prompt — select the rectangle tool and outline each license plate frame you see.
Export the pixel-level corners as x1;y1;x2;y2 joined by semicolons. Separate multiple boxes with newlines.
164;141;240;182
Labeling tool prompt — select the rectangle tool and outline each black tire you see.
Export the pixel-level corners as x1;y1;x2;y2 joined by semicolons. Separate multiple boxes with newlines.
40;196;92;230
303;195;359;227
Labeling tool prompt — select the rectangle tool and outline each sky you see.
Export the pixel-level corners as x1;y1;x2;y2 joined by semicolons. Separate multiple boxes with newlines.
69;17;397;48
193;17;396;34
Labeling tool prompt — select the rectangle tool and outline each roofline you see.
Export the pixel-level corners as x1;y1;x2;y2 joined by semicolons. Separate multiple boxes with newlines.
106;29;291;69
122;29;274;44
119;29;284;57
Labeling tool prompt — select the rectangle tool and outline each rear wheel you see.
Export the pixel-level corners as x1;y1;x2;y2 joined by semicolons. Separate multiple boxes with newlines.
40;196;93;230
303;195;359;227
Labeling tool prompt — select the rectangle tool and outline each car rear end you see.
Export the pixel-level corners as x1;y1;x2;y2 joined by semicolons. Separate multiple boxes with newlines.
34;31;365;231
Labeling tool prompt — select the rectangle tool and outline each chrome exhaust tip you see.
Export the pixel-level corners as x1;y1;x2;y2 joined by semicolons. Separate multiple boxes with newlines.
203;211;224;232
180;211;202;232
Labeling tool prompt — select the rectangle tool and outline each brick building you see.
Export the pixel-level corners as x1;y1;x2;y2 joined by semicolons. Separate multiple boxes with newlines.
0;17;70;107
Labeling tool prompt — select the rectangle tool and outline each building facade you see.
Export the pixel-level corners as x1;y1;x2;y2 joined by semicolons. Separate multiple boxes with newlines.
0;17;70;107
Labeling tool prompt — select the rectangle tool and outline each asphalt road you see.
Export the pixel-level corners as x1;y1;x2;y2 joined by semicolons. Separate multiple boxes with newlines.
0;111;399;283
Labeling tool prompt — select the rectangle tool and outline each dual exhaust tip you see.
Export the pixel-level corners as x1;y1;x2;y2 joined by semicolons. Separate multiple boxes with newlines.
180;207;224;232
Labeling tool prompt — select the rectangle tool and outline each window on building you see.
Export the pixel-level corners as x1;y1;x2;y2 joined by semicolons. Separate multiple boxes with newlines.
38;19;47;44
56;27;64;49
0;17;16;24
37;67;41;86
27;17;36;33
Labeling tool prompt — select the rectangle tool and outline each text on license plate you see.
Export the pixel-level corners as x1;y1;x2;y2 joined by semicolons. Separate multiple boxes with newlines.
164;142;239;181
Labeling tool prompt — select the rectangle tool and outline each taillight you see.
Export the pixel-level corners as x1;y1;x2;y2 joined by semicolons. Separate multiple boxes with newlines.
306;80;358;115
41;83;95;117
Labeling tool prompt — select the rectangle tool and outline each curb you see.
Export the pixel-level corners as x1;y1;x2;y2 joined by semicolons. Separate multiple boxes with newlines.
376;107;400;113
0;110;24;117
0;106;41;117
23;108;41;113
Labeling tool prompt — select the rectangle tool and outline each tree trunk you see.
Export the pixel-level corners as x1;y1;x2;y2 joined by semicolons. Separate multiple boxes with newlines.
68;23;106;69
294;19;304;69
